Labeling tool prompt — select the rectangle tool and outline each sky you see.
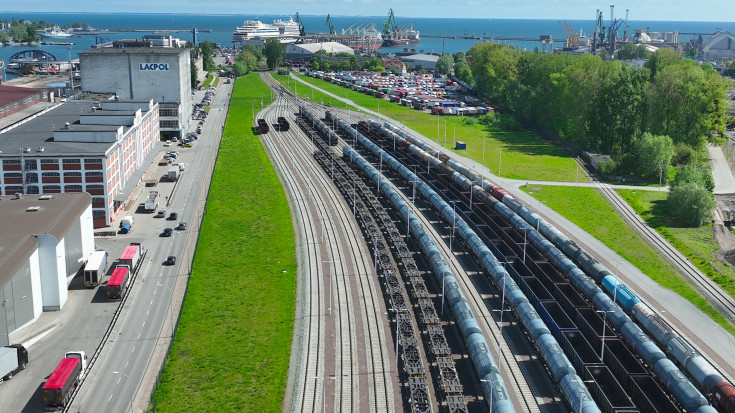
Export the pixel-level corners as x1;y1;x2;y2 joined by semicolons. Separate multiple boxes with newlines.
4;0;734;22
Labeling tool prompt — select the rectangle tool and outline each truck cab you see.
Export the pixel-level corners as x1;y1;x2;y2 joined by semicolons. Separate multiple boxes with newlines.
64;351;87;376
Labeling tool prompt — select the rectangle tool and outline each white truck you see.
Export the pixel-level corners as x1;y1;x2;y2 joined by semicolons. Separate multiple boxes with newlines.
83;250;108;287
0;345;28;383
168;165;181;181
144;191;159;212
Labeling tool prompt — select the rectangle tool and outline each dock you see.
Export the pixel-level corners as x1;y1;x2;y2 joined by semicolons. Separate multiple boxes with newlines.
422;33;566;42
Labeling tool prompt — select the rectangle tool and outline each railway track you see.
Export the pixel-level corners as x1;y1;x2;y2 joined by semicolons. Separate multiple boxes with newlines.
259;74;395;413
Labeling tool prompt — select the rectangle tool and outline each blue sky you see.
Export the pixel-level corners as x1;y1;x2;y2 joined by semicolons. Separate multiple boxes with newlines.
5;0;734;21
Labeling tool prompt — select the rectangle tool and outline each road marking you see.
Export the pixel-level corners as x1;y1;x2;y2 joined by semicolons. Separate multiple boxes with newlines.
138;333;141;340
154;290;157;296
150;300;154;305
125;361;129;368
131;346;136;353
108;394;113;402
146;310;150;316
142;321;146;328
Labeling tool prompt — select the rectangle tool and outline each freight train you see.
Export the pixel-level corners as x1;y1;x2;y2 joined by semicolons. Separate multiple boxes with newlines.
332;115;601;413
372;120;734;413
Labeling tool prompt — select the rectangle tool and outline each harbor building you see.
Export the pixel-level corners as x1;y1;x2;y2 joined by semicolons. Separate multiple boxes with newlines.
79;47;192;140
0;192;94;346
0;99;160;228
0;85;47;121
400;53;440;71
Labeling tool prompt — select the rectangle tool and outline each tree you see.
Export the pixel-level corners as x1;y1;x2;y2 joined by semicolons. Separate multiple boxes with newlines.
199;41;216;71
666;182;715;227
242;44;263;61
237;51;257;72
626;133;674;179
232;61;249;77
263;38;286;70
671;164;714;192
190;60;198;88
436;54;454;76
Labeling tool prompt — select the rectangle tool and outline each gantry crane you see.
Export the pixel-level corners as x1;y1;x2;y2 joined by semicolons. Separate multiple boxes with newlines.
295;12;306;37
326;14;335;35
383;8;396;40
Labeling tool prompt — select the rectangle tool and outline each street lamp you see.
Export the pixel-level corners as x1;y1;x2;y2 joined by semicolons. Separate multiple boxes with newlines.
599;284;619;361
157;282;174;337
387;307;404;372
498;147;502;178
480;378;495;412
313;375;336;413
483;133;487;162
411;165;419;204
113;371;132;413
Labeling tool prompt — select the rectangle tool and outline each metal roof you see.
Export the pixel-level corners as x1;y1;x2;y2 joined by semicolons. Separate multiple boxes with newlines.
0;85;44;108
0;192;92;288
80;47;190;55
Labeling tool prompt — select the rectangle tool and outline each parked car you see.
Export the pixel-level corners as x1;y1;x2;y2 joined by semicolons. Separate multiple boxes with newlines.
168;212;178;220
163;140;171;147
162;228;173;237
156;210;166;218
164;256;176;265
176;222;187;230
183;142;193;147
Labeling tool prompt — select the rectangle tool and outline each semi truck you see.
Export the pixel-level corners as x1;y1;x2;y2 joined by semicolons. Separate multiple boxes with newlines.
83;250;108;287
41;351;86;409
0;345;28;383
144;191;159;212
168;165;181;181
119;243;143;273
106;266;130;300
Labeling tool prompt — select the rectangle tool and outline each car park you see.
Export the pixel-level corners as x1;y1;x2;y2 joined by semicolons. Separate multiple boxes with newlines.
168;212;178;220
164;256;176;265
162;228;173;237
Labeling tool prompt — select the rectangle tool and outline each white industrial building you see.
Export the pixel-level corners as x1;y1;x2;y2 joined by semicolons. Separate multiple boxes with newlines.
0;193;94;346
286;42;354;58
401;53;440;70
79;47;192;139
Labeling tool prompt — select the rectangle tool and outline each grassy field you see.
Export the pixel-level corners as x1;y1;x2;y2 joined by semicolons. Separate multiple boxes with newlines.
525;185;735;333
286;73;582;182
152;73;296;411
618;189;735;304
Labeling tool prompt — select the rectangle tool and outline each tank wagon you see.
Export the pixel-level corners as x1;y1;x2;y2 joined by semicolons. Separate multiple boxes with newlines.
338;119;600;413
374;120;731;413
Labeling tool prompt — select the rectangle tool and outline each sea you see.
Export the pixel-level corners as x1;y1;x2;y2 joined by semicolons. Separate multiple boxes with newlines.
2;12;735;80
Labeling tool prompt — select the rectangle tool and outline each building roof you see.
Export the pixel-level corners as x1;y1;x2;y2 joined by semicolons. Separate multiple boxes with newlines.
0;85;44;108
0;192;92;287
80;47;189;56
287;42;354;55
402;54;440;63
0;101;149;157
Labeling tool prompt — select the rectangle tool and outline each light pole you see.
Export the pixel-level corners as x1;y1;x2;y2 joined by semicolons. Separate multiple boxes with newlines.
411;165;418;204
483;133;487;162
313;375;336;413
387;307;403;372
113;371;132;413
443;120;447;148
599;284;619;361
157;282;174;337
498;147;502;178
437;113;440;141
406;208;411;239
323;260;335;316
480;378;494;412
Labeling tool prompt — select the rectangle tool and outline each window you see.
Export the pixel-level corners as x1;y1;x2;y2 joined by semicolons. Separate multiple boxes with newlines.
4;173;22;178
62;159;81;164
26;186;39;194
86;184;104;190
3;159;20;165
92;210;107;219
4;186;23;194
160;120;179;129
25;173;38;183
41;159;58;164
65;185;83;191
24;160;37;170
84;158;103;164
42;172;60;177
43;185;61;191
160;108;178;117
64;172;82;177
92;197;105;203
86;171;103;176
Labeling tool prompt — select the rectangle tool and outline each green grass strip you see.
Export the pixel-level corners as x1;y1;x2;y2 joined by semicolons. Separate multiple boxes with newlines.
525;185;735;334
286;73;582;183
152;73;295;412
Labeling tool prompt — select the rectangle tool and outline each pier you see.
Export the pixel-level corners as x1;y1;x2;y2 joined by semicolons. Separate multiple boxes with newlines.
422;33;566;42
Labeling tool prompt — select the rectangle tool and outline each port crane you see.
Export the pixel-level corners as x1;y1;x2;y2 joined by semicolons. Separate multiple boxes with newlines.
326;14;335;35
559;20;579;48
295;12;306;37
383;8;396;40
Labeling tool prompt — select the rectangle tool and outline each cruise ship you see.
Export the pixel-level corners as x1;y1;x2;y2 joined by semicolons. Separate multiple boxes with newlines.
232;17;300;45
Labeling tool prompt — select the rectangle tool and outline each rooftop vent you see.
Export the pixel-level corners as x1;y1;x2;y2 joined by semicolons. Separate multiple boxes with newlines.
64;122;70;129
39;195;55;200
23;147;31;153
36;146;45;152
26;206;41;212
14;192;22;199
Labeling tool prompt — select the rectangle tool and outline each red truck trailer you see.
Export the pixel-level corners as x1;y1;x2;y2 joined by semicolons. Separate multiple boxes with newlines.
42;357;81;409
118;243;142;272
106;266;130;300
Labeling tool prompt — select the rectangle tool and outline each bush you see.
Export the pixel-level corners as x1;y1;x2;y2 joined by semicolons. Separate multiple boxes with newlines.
666;182;715;226
463;117;479;125
672;143;697;165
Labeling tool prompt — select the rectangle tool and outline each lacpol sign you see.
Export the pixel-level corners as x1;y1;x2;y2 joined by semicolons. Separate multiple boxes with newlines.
139;63;170;71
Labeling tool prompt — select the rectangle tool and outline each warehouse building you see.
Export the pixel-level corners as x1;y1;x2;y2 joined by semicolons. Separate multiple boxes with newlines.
400;53;440;70
79;47;192;140
0;85;47;121
0;99;159;228
0;192;94;346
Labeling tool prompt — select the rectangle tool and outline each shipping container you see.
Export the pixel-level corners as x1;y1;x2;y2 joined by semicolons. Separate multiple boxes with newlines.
106;266;130;300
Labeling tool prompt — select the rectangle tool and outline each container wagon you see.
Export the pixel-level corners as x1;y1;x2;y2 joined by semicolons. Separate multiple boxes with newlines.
41;357;81;409
83;250;108;287
106;266;130;300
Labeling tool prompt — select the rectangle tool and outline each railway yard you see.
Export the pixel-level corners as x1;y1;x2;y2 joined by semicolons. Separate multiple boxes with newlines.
256;72;735;413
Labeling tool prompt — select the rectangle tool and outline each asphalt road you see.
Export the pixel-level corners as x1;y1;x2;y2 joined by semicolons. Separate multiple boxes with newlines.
709;143;735;195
